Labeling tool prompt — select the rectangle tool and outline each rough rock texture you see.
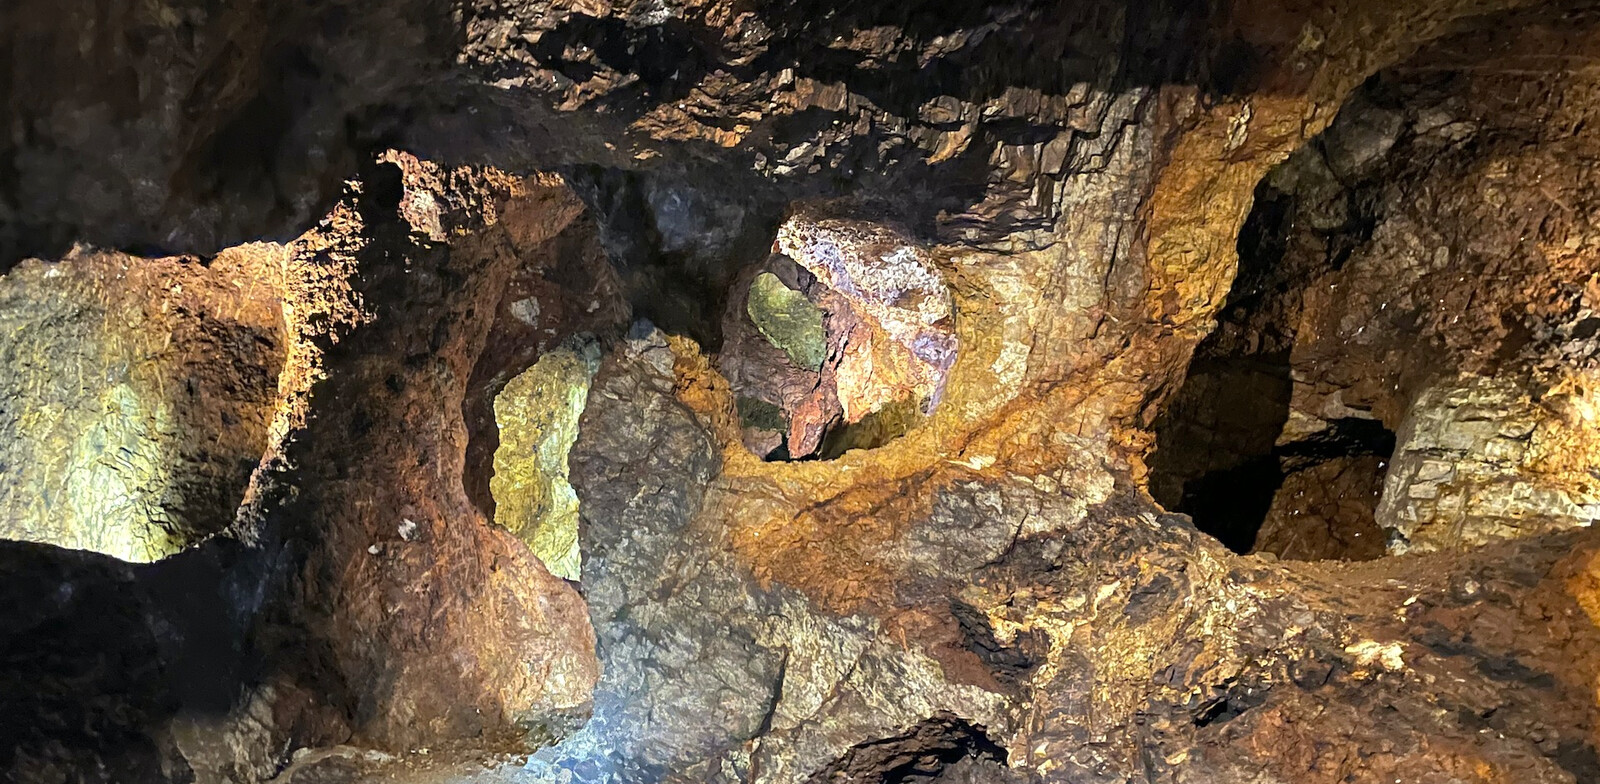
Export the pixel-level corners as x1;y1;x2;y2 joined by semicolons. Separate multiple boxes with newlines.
1152;12;1600;557
0;247;284;561
491;342;601;580
269;155;602;752
9;1;1600;784
0;156;610;783
776;214;957;422
720;213;957;459
522;328;1010;782
746;273;827;373
1379;374;1600;553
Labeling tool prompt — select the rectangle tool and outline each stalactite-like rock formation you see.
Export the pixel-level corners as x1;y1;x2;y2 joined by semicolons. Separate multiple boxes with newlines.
6;2;1600;784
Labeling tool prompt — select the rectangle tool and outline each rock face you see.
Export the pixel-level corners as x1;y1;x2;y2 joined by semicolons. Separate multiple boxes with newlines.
1152;16;1600;558
491;341;601;580
271;154;602;752
0;248;284;561
720;213;958;459
7;1;1600;784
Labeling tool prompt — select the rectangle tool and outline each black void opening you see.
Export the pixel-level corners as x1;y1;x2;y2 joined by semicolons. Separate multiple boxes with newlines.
806;712;1008;783
1147;159;1395;559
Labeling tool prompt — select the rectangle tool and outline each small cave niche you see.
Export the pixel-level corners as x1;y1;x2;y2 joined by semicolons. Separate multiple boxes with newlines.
565;170;959;462
718;213;957;461
806;712;1008;784
487;339;601;581
1150;359;1399;560
458;204;625;580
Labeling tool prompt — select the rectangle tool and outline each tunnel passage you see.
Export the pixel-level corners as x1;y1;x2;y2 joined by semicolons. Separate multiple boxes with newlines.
1147;168;1398;559
718;211;958;461
0;247;287;562
1148;81;1407;560
1153;41;1600;557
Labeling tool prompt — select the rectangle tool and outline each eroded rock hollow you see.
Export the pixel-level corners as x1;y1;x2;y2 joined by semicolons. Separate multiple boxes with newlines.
7;1;1600;783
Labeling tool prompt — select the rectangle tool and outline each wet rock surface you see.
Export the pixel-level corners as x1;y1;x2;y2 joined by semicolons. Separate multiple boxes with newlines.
6;1;1600;783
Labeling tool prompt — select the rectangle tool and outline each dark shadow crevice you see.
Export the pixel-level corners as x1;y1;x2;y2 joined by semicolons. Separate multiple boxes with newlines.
805;713;1008;784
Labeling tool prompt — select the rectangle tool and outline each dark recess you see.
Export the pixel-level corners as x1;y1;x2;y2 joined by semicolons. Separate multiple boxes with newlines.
805;712;1008;783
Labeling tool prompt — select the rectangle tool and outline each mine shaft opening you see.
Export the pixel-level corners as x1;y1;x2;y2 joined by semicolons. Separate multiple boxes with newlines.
718;214;958;462
1148;99;1407;561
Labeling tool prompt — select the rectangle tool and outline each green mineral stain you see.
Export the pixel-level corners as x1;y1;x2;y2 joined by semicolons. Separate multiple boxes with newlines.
747;273;826;371
490;340;601;581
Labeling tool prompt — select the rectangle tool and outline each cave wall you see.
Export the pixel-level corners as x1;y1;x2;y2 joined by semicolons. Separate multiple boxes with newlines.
5;0;1600;783
0;248;284;561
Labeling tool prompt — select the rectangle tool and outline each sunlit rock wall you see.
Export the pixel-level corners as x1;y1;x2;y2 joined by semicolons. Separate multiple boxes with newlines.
0;248;284;561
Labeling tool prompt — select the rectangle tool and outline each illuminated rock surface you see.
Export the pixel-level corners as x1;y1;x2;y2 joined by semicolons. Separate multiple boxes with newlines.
7;1;1600;784
746;273;826;373
0;249;285;561
491;343;601;580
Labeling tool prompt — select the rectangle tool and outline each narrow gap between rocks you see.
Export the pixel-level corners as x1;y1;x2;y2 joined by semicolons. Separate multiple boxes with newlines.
805;712;1008;783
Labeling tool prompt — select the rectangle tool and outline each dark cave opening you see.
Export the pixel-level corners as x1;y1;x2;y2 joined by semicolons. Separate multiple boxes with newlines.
1147;172;1301;554
1167;452;1286;555
1151;367;1399;559
806;712;1008;784
567;165;787;352
1148;110;1401;559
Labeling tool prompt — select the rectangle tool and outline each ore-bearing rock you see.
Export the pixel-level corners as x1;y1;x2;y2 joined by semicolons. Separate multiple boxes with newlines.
6;1;1600;784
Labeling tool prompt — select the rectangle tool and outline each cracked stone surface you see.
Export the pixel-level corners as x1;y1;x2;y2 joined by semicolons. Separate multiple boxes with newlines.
0;248;285;561
8;1;1600;784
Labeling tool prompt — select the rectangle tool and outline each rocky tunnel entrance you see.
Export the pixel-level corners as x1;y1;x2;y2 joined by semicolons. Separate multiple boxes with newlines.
1152;46;1600;558
719;211;958;461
